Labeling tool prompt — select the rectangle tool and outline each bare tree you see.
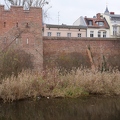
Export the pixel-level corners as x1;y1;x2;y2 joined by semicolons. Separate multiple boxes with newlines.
4;0;51;21
6;0;49;8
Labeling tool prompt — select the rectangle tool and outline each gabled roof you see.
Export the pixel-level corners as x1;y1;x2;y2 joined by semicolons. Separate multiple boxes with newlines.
73;16;87;26
84;13;109;29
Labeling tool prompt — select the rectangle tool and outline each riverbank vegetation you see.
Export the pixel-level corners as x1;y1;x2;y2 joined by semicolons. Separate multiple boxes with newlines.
0;49;120;102
0;68;120;102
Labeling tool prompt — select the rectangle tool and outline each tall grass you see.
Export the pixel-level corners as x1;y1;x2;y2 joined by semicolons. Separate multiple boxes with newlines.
0;68;120;102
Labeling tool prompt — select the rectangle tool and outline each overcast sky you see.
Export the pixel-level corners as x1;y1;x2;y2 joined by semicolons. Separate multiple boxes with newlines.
0;0;120;25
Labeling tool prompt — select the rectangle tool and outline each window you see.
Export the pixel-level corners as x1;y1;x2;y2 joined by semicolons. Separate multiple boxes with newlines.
4;22;6;28
90;31;94;37
113;26;117;35
57;32;61;37
16;38;18;44
27;38;29;44
67;33;71;37
78;33;81;37
98;31;101;37
103;32;107;38
16;23;18;27
96;21;104;26
26;23;29;28
47;32;51;36
88;21;93;26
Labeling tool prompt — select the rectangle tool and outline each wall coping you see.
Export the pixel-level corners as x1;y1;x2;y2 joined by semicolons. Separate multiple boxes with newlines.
43;36;120;41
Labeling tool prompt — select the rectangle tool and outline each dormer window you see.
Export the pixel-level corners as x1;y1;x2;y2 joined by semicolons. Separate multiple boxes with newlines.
96;21;104;26
88;20;93;26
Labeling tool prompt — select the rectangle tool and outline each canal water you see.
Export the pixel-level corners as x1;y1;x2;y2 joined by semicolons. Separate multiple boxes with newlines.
0;96;120;120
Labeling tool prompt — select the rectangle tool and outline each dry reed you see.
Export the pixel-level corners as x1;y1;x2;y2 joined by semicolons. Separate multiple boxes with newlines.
0;69;120;102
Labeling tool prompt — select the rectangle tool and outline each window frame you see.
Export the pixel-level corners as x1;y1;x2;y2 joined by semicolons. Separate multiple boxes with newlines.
47;32;52;36
57;32;61;37
113;26;117;36
98;31;101;37
88;20;93;26
96;21;104;26
90;31;94;37
78;33;81;37
103;32;107;38
67;33;71;37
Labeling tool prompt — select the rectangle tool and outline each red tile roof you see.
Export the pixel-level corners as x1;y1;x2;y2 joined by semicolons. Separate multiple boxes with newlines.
84;13;109;29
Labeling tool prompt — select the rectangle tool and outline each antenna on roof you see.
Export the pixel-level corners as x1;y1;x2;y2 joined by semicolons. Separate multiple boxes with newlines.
58;11;60;25
106;1;109;7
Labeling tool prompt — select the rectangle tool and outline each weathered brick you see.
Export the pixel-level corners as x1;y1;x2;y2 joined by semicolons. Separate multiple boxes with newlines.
43;37;120;68
0;5;43;71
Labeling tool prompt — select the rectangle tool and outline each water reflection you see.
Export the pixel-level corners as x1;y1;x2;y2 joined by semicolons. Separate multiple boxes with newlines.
0;96;120;120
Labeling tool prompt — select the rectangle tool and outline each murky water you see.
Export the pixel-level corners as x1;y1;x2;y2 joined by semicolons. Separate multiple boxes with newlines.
0;96;120;120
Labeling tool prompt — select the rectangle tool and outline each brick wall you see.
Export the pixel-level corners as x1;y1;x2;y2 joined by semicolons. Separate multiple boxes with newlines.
43;37;120;69
0;5;43;71
1;5;120;71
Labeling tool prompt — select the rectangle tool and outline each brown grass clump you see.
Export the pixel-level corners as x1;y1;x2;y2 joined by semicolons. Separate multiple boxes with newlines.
0;71;46;102
73;69;120;95
0;69;120;102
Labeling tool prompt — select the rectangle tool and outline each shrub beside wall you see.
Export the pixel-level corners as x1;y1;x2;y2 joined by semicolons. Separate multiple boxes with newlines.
107;54;120;71
44;52;91;72
0;49;34;79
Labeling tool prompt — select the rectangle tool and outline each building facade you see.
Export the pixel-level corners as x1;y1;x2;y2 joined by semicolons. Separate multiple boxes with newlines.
73;13;110;38
102;6;120;38
43;24;87;37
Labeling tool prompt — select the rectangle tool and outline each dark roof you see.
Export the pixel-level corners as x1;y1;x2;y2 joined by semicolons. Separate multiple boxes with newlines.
46;24;87;29
84;14;109;29
110;14;120;17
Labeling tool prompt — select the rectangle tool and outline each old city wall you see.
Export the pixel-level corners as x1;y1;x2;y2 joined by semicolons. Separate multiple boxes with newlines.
0;5;42;35
0;5;43;71
43;37;120;69
1;5;120;70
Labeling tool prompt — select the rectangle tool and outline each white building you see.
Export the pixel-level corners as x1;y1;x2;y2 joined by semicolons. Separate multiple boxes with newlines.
73;13;110;38
43;24;87;37
102;6;120;37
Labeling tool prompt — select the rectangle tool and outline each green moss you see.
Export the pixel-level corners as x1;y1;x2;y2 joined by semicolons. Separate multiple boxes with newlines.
51;87;89;98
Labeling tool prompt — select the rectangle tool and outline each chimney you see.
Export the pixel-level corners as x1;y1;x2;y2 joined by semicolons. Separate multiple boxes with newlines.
96;13;101;19
110;12;115;15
